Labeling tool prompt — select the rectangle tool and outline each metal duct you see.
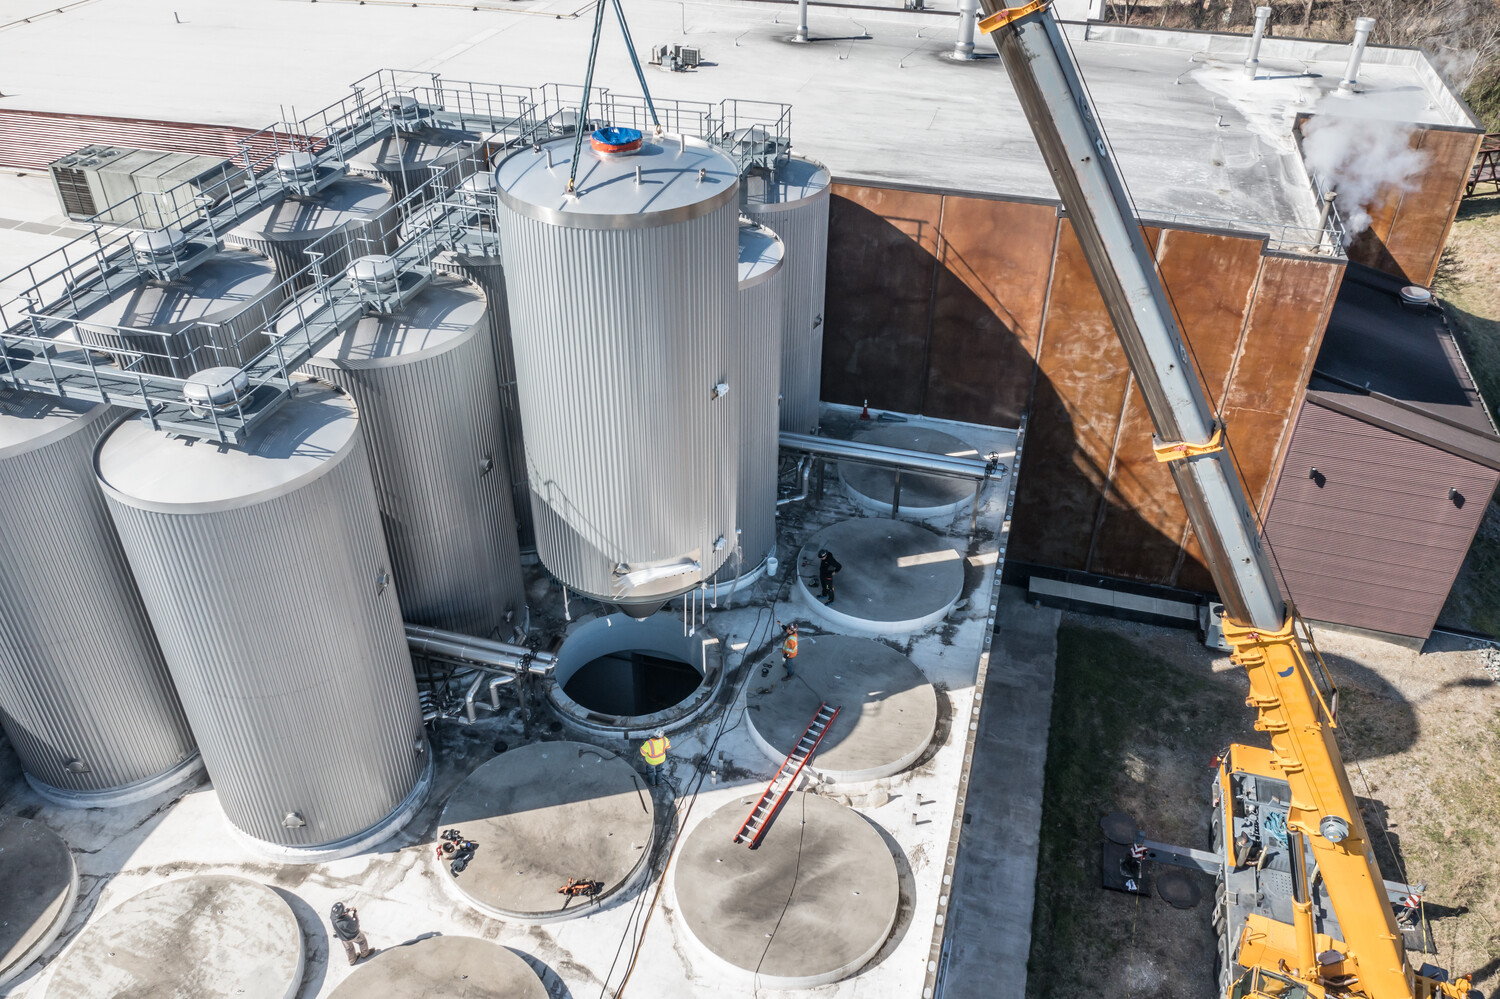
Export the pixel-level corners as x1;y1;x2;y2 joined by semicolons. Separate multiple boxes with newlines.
1339;17;1377;92
96;383;427;852
1245;6;1271;78
0;389;198;805
955;0;980;60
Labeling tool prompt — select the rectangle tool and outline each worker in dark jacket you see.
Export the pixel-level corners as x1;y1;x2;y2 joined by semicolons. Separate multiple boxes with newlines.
817;549;842;603
330;901;372;966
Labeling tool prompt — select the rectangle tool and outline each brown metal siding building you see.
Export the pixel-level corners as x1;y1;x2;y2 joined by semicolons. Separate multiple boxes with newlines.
1261;266;1500;643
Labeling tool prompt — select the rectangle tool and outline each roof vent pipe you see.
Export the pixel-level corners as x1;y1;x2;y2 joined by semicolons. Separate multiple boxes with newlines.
794;0;809;42
1244;6;1271;79
954;0;980;60
1339;17;1376;92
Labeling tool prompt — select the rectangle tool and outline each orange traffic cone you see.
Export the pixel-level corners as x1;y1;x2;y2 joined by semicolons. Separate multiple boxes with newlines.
859;399;872;420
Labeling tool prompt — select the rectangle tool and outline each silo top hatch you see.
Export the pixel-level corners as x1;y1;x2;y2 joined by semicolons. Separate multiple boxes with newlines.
309;276;485;367
96;382;360;513
232;176;393;238
0;388;102;458
496;133;738;230
737;220;784;290
743;156;830;210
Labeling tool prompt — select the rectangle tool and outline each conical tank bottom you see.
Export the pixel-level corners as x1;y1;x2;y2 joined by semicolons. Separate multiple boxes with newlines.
616;600;667;620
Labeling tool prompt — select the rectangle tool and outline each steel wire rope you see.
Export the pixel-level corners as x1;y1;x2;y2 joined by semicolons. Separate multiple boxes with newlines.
1054;15;1431;955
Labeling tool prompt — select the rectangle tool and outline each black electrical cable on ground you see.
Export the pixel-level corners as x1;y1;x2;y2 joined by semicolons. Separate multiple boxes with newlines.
751;788;810;999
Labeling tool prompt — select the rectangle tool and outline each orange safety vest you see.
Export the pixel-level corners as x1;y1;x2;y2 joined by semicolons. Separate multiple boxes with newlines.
640;736;670;766
782;634;799;658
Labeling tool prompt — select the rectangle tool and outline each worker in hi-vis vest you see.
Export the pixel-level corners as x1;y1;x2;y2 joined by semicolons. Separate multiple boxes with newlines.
640;730;670;785
780;623;799;681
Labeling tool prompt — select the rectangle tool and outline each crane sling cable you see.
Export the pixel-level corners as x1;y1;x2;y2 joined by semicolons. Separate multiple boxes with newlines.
566;0;664;194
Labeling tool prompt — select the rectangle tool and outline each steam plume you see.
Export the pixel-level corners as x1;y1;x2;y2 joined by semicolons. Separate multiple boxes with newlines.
1301;115;1429;242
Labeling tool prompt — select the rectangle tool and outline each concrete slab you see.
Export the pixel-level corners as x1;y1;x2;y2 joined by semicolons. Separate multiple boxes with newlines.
938;586;1060;999
43;875;304;999
673;792;900;988
841;425;980;518
745;634;937;782
326;936;547;999
435;741;655;922
795;518;964;635
0;816;76;987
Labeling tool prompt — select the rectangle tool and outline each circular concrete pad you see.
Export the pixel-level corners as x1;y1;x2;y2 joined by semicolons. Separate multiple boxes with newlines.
675;794;899;987
437;742;655;922
46;875;303;999
841;426;979;516
328;936;547;999
0;817;77;987
797;519;964;634
746;635;937;781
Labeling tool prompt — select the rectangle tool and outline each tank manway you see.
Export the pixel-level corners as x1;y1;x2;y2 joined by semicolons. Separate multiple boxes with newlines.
302;274;526;637
741;156;830;435
716;219;785;584
226;176;396;287
495;133;741;615
0;388;199;807
95;381;429;858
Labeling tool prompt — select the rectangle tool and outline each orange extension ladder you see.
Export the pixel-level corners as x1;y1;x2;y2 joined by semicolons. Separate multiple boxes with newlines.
733;702;840;847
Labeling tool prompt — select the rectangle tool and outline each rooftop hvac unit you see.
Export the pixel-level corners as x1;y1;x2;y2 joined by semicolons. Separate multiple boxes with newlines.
48;145;245;228
650;43;702;71
677;45;702;68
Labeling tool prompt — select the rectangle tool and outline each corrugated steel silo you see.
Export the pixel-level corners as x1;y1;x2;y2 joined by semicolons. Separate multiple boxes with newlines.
495;133;739;616
717;219;785;582
226;177;395;287
742;157;830;434
73;248;284;378
348;126;481;200
0;389;199;805
302;275;526;637
95;382;428;856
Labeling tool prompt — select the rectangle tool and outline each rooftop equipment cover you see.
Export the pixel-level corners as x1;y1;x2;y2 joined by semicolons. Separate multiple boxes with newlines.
741;156;830;435
96;382;428;855
495;134;739;614
302;275;526;636
226;176;395;286
0;389;198;805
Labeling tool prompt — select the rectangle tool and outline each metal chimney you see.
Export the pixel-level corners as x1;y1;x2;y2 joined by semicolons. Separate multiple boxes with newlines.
1244;6;1270;79
954;0;980;60
794;0;809;42
1339;17;1376;92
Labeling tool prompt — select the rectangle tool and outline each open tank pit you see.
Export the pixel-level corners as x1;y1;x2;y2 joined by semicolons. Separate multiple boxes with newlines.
745;634;939;783
547;612;725;736
673;793;901;989
435;742;656;924
841;425;982;519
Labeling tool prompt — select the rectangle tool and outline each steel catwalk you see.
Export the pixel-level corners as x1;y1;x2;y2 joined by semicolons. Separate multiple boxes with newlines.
742;157;830;435
495;135;740;613
226;177;396;286
302;275;526;637
0;389;198;803
95;382;427;850
717;220;785;581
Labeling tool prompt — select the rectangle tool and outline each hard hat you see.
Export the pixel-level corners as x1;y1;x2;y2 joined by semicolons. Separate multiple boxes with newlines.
654;729;665;739
818;548;830;558
332;901;346;914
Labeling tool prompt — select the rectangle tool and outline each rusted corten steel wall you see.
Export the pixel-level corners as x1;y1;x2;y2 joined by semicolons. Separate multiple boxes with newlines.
1261;400;1499;639
823;183;1344;589
0;109;309;171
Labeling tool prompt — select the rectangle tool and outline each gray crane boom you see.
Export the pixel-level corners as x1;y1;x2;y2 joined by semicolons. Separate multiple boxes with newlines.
977;0;1285;631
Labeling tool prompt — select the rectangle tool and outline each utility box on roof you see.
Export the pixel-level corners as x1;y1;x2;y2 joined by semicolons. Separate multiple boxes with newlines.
48;145;243;228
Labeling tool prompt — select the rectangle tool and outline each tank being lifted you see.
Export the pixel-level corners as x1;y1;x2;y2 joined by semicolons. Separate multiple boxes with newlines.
717;219;785;583
72;244;284;378
741;156;830;435
226;175;395;286
494;130;740;616
95;381;429;857
302;274;526;638
0;389;199;806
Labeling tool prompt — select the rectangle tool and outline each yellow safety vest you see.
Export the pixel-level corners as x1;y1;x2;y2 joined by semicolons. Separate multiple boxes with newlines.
641;736;670;766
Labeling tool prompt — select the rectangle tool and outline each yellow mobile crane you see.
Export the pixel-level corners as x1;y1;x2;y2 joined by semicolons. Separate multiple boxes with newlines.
975;3;1477;998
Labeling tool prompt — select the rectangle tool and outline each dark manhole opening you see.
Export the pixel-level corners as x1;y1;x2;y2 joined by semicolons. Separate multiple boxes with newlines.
562;649;703;717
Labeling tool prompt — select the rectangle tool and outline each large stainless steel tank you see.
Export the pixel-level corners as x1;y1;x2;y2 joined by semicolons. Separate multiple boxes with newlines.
348;125;481;200
302;275;526;638
226;177;395;287
96;382;428;856
717;219;785;583
742;157;830;434
73;248;284;378
495;133;739;616
0;389;199;805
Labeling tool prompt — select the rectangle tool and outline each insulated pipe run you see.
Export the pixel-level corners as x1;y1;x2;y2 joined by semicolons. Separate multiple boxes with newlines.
404;623;557;675
1244;6;1270;79
776;454;813;506
1339;17;1376;92
781;431;1000;481
954;0;980;60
